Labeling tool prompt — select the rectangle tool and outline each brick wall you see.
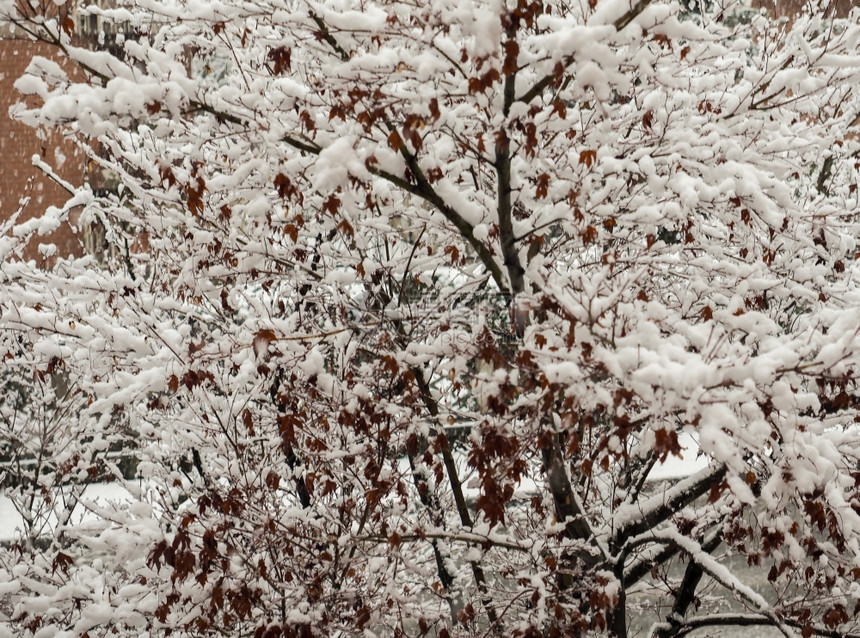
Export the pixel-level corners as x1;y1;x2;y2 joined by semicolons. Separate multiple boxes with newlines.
0;39;87;262
752;0;853;18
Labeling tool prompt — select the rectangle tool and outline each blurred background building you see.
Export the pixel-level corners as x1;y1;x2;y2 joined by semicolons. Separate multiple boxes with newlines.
0;0;127;262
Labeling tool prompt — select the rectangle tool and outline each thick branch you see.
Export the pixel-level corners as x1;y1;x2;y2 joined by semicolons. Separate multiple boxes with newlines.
633;529;796;638
652;530;723;638
542;436;592;542
355;531;531;553
623;541;681;587
816;155;834;195
495;28;527;336
495;131;519;296
668;614;860;638
613;0;655;31
411;367;473;530
391;132;511;292
614;465;726;545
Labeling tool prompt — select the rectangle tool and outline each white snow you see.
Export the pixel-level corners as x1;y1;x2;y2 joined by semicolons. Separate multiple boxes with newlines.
0;483;133;543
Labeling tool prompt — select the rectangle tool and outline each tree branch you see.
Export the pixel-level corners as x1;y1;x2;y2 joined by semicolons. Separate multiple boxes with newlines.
366;272;500;627
283;127;509;292
516;0;654;106
381;129;509;293
495;27;526;334
405;452;460;621
614;464;726;545
542;435;593;542
652;530;723;638
613;0;655;31
410;366;500;627
307;9;351;62
355;531;531;553
632;528;797;638
670;614;860;638
623;541;681;587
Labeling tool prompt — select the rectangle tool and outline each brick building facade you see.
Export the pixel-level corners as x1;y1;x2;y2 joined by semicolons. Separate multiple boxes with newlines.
0;38;88;261
754;0;852;18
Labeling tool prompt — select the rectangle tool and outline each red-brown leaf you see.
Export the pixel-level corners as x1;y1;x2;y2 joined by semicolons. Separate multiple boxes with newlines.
579;149;597;168
267;46;292;75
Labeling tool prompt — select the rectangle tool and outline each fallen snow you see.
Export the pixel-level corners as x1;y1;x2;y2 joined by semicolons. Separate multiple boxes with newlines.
0;483;133;543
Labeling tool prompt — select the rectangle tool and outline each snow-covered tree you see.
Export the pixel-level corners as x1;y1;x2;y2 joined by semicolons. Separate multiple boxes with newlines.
2;0;860;637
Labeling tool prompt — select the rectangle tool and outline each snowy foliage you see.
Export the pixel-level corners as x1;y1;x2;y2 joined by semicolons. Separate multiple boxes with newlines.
2;0;860;637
